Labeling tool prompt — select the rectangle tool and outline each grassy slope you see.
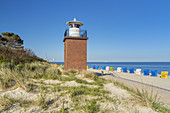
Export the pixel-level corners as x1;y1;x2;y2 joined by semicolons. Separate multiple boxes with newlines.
0;62;169;113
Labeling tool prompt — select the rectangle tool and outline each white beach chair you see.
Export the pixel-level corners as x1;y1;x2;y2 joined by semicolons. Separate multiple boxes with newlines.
117;67;122;72
106;66;110;71
136;69;142;75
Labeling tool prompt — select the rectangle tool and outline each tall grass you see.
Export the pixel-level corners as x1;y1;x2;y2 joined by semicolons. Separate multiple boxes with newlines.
135;89;159;108
82;99;100;113
38;90;48;109
82;71;98;80
113;80;170;113
0;62;62;90
0;95;35;110
0;68;26;90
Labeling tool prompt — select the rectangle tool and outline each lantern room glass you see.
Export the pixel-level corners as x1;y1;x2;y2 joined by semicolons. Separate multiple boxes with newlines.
69;24;80;28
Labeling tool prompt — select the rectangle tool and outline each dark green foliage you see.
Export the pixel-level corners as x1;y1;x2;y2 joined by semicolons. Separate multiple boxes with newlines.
0;32;47;64
0;32;23;49
0;47;47;64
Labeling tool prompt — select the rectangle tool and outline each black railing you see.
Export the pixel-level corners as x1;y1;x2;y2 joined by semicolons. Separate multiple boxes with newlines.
64;29;69;37
64;29;87;37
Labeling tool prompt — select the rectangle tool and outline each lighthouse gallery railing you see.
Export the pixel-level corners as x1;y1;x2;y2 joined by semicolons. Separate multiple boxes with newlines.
64;29;87;37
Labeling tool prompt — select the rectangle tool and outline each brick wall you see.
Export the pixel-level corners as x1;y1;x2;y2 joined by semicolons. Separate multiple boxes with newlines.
64;36;88;71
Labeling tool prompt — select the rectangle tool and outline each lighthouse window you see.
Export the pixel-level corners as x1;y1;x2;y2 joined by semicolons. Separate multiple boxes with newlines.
74;24;80;28
69;24;73;28
70;24;80;28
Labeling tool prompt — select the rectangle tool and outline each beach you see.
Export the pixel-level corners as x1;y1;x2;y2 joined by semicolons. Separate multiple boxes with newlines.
89;68;170;108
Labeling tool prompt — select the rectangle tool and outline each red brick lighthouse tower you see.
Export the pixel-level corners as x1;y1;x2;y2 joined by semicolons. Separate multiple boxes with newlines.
63;18;88;71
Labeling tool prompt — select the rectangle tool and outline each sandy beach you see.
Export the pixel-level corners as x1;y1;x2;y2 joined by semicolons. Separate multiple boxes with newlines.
89;68;170;108
114;71;170;90
89;69;170;90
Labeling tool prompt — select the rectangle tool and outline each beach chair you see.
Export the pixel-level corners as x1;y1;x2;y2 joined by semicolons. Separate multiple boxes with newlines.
92;66;96;69
96;66;99;70
129;68;134;73
87;66;88;69
110;67;113;71
161;71;168;79
106;66;110;71
102;66;106;70
151;70;157;77
123;68;127;73
136;69;142;75
117;67;122;72
144;69;150;76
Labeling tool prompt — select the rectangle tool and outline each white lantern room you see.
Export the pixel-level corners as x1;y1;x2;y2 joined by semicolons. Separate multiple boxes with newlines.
66;18;83;37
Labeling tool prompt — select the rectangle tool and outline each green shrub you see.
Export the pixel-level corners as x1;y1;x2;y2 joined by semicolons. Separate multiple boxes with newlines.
0;47;47;64
68;70;77;76
0;59;10;64
62;70;69;75
82;71;99;80
16;63;25;71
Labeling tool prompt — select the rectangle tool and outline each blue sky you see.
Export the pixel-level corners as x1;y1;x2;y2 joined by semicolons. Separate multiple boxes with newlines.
0;0;170;62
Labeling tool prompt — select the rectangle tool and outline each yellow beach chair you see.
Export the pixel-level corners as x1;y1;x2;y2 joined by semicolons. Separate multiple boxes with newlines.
161;71;168;79
110;67;113;71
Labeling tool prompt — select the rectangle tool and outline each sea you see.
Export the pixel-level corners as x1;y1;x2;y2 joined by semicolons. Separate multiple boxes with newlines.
51;62;170;75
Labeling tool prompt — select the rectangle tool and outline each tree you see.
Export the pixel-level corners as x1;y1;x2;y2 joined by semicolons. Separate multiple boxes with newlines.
0;35;8;47
0;32;23;49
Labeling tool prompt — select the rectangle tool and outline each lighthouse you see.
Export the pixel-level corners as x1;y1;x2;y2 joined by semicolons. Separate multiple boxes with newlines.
63;18;88;71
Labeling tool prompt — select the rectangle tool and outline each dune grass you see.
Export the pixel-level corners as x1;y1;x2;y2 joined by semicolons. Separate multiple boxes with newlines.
0;62;62;90
0;95;35;111
0;62;170;112
82;70;99;80
0;62;111;112
112;80;170;113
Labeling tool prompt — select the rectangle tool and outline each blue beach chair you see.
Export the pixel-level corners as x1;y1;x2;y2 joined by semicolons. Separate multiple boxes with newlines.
123;68;127;73
102;66;106;70
129;68;134;73
144;69;150;76
96;66;99;70
151;70;157;77
92;66;96;69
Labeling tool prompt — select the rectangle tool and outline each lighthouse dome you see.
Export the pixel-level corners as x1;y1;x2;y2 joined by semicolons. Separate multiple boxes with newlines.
66;18;83;26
